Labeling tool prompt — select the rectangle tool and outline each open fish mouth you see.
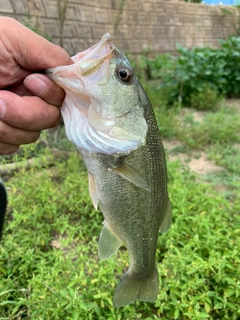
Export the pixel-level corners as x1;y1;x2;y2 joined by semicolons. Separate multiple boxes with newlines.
46;34;148;155
46;33;114;94
71;33;114;69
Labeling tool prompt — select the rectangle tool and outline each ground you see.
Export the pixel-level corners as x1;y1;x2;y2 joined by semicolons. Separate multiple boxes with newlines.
163;108;223;175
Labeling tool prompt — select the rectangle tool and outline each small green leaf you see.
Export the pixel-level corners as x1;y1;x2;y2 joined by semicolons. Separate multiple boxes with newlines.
174;308;180;319
224;289;235;297
204;301;211;313
199;312;210;318
214;302;223;309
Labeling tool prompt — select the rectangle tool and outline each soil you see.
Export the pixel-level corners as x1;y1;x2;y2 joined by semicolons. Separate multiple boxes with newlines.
163;108;223;175
164;140;223;175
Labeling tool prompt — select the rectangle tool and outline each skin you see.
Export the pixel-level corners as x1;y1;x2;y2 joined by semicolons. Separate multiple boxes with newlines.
0;17;72;155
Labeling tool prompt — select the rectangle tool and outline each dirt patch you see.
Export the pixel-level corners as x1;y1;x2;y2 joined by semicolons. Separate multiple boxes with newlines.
233;143;240;151
163;139;182;152
223;99;240;108
178;108;207;124
163;139;223;175
187;152;223;175
192;111;207;123
163;99;240;175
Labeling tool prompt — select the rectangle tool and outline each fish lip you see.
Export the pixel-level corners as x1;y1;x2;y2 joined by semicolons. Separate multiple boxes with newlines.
45;33;114;77
79;33;113;60
76;33;114;77
45;33;116;123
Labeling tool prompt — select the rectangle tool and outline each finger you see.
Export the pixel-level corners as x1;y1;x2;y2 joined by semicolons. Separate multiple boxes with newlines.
0;120;40;145
0;91;60;130
8;82;32;96
24;74;66;107
0;142;19;155
1;17;73;70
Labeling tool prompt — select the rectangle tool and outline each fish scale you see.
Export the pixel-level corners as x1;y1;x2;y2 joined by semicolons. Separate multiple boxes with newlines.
80;96;170;306
46;33;172;308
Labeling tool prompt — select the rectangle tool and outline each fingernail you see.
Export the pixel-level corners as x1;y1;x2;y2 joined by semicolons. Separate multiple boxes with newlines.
0;99;6;118
24;75;47;95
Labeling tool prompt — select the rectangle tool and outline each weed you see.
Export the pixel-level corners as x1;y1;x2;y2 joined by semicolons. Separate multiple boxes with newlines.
187;85;222;111
175;106;240;149
0;147;239;319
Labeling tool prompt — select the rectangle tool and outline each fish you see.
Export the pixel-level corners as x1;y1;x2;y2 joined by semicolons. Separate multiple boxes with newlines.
46;33;172;308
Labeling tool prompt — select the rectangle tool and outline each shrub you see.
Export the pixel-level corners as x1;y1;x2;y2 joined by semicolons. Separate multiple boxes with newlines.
132;36;240;110
187;85;222;111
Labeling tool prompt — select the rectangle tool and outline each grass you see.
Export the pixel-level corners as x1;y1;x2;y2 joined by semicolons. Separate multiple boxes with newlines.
0;85;240;319
176;107;240;149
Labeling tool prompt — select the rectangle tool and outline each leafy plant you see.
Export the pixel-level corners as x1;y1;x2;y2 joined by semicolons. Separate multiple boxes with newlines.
0;152;239;319
187;85;222;111
175;105;240;148
130;36;240;110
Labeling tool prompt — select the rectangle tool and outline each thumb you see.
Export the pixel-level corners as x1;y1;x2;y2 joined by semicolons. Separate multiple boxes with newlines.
1;17;73;70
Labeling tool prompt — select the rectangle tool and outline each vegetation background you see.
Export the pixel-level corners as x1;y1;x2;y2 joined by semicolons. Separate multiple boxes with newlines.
0;21;240;320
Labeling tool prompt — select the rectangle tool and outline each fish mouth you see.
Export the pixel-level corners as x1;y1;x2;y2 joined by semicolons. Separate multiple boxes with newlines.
45;33;114;91
45;34;147;155
72;33;114;67
45;33;115;117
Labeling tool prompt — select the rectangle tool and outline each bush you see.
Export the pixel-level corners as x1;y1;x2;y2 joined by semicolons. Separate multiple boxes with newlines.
187;85;222;111
132;37;240;110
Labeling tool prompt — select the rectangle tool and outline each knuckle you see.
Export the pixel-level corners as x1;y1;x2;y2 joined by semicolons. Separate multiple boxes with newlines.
0;121;7;140
42;108;60;128
29;131;41;143
0;143;18;155
21;131;40;145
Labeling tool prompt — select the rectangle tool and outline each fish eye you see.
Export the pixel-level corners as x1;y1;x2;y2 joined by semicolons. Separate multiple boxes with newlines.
116;67;132;83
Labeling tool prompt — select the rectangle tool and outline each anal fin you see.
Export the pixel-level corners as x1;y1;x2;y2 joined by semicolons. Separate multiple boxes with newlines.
98;221;122;260
88;172;98;210
111;162;150;191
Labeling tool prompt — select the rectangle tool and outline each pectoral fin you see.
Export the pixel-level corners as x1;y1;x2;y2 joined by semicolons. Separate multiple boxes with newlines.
88;172;98;210
98;221;122;260
111;162;150;191
159;198;172;233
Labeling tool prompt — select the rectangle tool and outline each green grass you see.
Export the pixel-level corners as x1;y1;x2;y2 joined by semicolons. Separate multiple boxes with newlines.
146;83;240;149
176;107;240;149
0;85;240;319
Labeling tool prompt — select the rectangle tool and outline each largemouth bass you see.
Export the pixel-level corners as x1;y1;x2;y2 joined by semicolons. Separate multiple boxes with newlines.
46;34;172;308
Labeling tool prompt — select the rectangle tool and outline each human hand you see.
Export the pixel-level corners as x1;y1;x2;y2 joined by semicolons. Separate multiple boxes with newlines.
0;17;72;155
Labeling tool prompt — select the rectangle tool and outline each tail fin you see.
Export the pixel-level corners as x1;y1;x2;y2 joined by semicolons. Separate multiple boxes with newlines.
113;268;159;308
